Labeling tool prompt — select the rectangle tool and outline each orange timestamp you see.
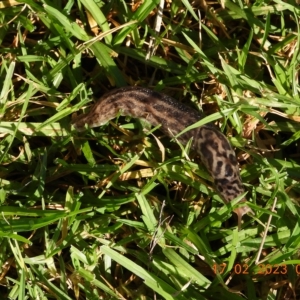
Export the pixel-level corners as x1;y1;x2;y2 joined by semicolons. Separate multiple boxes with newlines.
212;263;293;275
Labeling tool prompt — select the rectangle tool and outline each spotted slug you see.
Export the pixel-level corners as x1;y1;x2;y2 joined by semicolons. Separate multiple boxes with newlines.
72;86;252;227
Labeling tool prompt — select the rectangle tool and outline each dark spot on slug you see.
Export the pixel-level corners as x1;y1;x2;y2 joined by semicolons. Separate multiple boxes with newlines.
215;178;230;186
225;164;233;177
216;160;223;174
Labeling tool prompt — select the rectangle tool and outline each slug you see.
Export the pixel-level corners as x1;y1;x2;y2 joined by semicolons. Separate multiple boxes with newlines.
72;86;252;228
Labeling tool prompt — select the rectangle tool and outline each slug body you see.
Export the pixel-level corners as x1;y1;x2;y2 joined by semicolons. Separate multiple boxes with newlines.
72;86;251;225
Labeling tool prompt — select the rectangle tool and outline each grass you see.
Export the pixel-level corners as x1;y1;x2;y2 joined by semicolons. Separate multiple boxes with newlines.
0;0;300;299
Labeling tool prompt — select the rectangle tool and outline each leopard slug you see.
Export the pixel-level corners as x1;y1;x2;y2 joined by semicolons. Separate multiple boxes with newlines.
72;86;252;228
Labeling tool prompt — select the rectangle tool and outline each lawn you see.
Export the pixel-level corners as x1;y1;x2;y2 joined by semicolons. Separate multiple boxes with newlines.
0;0;300;299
